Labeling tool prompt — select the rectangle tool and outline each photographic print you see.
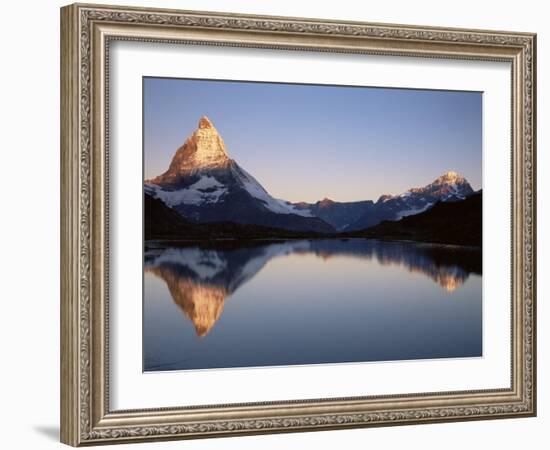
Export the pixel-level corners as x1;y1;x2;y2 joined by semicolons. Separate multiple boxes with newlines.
143;77;483;372
61;6;536;444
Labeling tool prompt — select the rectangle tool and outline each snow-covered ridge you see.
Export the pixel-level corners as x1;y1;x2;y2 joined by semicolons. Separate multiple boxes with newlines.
377;171;472;204
235;165;314;217
146;175;227;208
396;202;434;220
146;167;314;218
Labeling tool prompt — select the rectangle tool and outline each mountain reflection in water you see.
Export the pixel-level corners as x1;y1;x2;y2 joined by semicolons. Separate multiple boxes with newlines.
145;239;481;338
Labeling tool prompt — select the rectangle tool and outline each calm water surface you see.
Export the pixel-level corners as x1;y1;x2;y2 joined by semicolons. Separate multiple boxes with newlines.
143;239;482;371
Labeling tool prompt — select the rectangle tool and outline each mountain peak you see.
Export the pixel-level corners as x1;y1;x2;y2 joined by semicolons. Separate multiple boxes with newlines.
318;198;335;208
435;171;466;184
374;171;473;208
198;116;214;129
421;171;474;199
149;116;230;186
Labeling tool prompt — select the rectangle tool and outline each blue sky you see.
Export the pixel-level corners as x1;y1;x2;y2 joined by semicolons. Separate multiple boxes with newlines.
144;77;482;203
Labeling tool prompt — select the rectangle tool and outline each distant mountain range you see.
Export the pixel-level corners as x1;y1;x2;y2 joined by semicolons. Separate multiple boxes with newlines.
145;116;480;245
293;171;474;231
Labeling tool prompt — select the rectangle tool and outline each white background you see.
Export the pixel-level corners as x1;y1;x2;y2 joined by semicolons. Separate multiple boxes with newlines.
0;0;546;449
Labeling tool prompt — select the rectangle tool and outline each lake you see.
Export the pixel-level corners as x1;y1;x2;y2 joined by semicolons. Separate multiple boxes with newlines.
143;238;482;371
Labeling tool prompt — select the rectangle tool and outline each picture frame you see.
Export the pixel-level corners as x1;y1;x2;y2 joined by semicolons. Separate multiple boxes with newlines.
60;2;537;446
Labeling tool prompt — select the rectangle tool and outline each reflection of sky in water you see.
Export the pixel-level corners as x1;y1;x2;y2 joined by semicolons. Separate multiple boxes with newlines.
144;239;482;371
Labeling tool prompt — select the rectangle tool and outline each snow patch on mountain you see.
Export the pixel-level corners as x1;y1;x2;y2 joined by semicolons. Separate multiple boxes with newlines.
190;175;224;191
237;167;314;217
396;202;434;220
146;176;227;207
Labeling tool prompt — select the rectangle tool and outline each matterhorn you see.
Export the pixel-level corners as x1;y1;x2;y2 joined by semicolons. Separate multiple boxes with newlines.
146;116;335;232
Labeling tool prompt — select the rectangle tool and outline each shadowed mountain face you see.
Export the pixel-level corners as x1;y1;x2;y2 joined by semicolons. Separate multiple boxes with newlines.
145;239;481;337
358;191;482;247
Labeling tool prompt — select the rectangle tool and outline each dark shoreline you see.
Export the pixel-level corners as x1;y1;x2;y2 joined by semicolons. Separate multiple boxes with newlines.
144;234;482;251
144;235;482;276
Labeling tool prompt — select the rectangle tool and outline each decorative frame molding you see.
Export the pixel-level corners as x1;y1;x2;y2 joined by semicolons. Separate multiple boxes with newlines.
60;3;536;446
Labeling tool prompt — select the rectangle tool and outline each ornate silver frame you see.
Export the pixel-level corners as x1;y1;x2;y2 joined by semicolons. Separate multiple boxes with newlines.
60;3;536;446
